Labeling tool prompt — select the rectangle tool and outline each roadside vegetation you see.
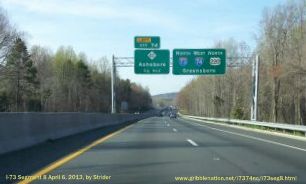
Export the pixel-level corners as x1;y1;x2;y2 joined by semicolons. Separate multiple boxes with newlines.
177;0;306;125
0;7;152;113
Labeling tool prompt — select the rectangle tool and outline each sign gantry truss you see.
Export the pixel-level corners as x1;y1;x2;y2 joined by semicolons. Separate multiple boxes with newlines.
111;54;259;122
113;56;255;68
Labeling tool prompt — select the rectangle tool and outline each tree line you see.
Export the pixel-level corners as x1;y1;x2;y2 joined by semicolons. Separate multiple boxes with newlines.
0;7;152;113
176;0;306;125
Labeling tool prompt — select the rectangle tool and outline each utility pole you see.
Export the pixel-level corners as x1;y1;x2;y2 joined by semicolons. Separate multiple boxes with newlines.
111;55;116;114
251;55;259;121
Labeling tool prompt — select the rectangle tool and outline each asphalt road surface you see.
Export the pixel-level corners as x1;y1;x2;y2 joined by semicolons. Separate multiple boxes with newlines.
6;117;306;184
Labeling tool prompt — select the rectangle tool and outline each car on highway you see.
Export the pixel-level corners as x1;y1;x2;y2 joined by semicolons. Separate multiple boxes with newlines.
169;113;177;119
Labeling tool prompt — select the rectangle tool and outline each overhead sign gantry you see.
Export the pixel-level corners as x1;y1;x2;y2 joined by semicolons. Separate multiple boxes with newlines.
112;36;258;122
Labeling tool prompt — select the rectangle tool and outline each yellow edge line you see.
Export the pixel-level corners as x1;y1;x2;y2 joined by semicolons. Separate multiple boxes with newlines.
18;123;135;184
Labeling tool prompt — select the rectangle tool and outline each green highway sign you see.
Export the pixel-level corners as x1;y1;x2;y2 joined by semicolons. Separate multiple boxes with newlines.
134;49;170;74
134;36;160;49
173;49;226;75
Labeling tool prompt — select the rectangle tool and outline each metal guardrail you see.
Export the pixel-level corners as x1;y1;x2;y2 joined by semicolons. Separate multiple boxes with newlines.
182;114;306;136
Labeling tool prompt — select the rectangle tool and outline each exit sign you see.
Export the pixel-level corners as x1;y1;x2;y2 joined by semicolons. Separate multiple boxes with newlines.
134;36;160;49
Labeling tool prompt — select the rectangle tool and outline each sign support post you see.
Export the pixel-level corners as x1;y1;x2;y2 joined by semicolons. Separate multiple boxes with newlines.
111;55;116;114
251;55;259;121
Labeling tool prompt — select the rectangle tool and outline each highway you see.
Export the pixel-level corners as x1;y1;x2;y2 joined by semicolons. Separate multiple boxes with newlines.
6;116;306;184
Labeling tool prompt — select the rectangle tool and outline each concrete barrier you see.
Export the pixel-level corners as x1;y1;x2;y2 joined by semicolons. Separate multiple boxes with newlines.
0;112;155;155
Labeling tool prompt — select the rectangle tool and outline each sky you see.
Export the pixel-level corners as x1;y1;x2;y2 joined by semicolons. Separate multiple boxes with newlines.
1;0;286;95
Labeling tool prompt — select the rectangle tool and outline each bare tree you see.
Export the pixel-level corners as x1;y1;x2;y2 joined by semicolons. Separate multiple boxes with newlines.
0;7;16;75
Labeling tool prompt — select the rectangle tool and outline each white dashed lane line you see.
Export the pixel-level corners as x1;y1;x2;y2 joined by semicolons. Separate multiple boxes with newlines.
187;139;198;147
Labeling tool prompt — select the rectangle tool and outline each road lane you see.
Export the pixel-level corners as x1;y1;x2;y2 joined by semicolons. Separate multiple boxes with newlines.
0;122;136;184
31;117;193;184
21;116;306;184
174;118;306;182
183;116;306;150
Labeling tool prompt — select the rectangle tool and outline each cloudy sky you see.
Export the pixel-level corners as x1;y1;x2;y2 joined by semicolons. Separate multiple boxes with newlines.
1;0;285;95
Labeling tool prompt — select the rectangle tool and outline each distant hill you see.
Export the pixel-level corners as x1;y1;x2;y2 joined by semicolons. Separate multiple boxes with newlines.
152;92;178;108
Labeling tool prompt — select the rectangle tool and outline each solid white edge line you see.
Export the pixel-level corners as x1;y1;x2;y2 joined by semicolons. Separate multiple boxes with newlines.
187;139;198;146
184;120;306;152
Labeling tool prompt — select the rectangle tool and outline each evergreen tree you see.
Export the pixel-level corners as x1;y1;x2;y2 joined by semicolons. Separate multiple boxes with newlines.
5;37;39;111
